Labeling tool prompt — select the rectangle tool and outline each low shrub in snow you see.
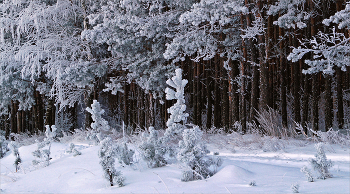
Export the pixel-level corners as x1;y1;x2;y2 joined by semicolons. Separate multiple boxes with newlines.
98;137;125;187
139;127;167;168
32;125;57;167
9;141;21;172
249;180;256;186
115;141;134;166
177;126;220;181
308;143;333;179
300;166;314;182
291;183;299;193
65;143;81;157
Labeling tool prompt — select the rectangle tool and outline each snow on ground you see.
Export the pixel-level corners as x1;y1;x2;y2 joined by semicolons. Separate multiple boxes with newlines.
1;135;349;193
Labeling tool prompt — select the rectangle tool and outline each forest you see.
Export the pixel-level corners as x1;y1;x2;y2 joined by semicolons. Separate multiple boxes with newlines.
0;0;350;138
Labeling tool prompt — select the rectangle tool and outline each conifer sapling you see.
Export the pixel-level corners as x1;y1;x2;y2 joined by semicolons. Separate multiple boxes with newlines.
86;100;110;144
98;137;125;187
309;143;333;179
9;141;21;172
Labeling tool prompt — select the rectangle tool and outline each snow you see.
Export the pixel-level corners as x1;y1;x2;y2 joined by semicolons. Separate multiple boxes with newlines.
1;137;349;193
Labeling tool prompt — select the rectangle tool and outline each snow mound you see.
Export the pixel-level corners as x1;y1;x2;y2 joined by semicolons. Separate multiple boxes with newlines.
209;165;254;183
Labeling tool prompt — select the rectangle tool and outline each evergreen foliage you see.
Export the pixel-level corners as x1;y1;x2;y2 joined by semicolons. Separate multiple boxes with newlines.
32;125;57;166
300;166;314;182
65;143;81;157
98;137;125;187
164;68;189;140
291;183;300;193
9;141;21;172
139;127;167;168
308;143;333;179
177;126;215;181
86;100;110;144
115;142;134;166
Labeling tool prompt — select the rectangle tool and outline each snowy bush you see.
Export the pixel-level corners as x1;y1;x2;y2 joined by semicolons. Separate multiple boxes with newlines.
177;126;215;181
308;143;333;179
32;125;57;167
115;142;134;166
65;143;81;157
9;141;21;172
86;100;110;144
309;128;350;146
300;166;314;182
163;68;189;140
139;127;167;168
256;107;292;138
291;183;299;193
0;135;9;158
98;137;125;187
249;180;256;186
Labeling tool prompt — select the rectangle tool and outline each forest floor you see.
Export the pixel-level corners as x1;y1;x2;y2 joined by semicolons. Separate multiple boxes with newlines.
0;132;349;193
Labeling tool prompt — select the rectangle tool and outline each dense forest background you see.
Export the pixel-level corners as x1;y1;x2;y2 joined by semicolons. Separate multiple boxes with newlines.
0;0;349;139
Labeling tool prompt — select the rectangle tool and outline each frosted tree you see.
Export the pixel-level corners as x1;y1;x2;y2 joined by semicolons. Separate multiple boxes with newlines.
115;142;134;166
139;126;167;168
98;137;125;187
163;68;189;139
267;0;309;29
177;126;213;182
308;143;333;179
32;125;57;166
300;166;314;182
164;0;247;63
288;27;350;74
9;141;21;172
65;143;81;157
86;100;110;144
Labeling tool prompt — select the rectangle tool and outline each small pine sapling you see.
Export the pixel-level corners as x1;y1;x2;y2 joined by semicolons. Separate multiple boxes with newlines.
139;127;167;168
0;135;9;158
9;142;21;172
86;100;110;145
291;183;300;193
32;125;57;166
98;137;125;187
249;180;256;186
309;143;333;179
115;142;134;166
177;126;213;181
66;143;81;157
301;166;314;182
163;68;189;140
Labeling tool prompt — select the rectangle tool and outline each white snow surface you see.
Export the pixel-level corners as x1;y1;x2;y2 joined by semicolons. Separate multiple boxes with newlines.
1;136;349;193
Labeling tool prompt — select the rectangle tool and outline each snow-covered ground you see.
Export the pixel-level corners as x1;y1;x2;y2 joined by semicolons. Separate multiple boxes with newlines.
1;134;349;193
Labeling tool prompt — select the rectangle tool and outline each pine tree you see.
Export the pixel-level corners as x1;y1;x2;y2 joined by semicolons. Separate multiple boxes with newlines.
309;143;333;179
9;141;21;172
98;137;125;187
86;100;110;144
163;68;189;140
0;135;9;158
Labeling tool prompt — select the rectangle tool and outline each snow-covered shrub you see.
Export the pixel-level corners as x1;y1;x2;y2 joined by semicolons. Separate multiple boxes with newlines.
163;68;189;140
0;135;9;158
249;180;256;186
86;100;110;144
177;126;213;181
301;166;314;182
309;143;333;179
115;142;134;166
65;143;81;157
262;136;285;152
9;141;21;172
98;137;125;187
139;127;167;168
309;128;350;146
32;125;57;167
291;183;299;193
